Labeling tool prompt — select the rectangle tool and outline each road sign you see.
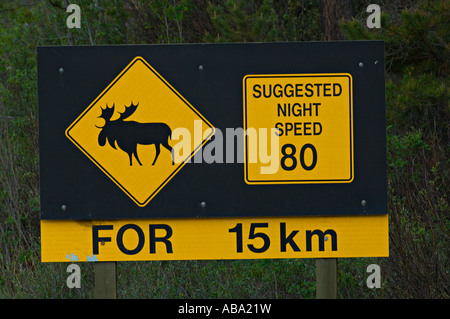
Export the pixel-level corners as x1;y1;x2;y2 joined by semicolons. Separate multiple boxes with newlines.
38;41;387;221
65;57;214;207
41;215;388;262
38;42;388;262
243;73;353;184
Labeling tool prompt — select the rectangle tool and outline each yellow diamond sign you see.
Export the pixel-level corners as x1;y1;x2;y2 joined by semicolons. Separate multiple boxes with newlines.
66;57;215;207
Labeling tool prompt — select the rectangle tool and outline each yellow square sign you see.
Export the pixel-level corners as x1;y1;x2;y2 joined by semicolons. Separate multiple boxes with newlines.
66;57;215;207
243;74;353;184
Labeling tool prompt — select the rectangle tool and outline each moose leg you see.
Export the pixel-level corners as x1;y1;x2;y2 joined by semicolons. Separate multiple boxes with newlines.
127;152;133;166
152;144;161;165
162;141;174;165
133;150;143;166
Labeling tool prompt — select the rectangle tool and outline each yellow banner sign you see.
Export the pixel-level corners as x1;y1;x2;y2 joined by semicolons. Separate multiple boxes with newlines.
41;215;388;262
243;74;353;184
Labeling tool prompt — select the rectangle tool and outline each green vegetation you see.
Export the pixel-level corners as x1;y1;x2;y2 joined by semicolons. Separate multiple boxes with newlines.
0;0;448;298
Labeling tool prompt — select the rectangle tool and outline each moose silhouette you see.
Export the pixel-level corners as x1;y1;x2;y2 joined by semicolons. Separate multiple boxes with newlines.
96;102;173;166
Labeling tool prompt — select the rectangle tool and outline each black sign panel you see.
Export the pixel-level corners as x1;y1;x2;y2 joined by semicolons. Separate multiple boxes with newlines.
38;41;386;220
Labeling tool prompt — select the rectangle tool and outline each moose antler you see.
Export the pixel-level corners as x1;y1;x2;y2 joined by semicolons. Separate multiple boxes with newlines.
118;102;139;121
96;103;115;128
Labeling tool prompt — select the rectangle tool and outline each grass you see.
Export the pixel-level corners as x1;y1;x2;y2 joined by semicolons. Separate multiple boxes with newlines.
2;257;387;299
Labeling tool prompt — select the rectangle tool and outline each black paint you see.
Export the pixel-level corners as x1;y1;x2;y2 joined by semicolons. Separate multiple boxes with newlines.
38;42;387;220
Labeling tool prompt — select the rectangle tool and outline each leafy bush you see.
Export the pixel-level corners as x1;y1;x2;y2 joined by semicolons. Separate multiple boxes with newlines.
342;0;449;298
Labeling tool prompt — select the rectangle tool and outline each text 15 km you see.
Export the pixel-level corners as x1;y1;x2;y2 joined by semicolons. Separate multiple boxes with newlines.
228;222;337;253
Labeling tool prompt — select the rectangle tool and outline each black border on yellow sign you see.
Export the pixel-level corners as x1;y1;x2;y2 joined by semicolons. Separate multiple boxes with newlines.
243;74;353;184
65;57;215;207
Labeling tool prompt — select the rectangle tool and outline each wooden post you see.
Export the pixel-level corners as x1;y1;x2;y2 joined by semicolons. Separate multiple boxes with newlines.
315;258;337;299
94;262;117;299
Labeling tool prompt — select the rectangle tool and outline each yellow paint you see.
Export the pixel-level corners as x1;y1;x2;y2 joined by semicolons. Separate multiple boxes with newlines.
65;57;214;207
243;74;353;184
41;215;388;262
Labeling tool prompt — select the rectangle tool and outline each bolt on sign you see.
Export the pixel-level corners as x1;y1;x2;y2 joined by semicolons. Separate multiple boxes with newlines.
38;42;388;262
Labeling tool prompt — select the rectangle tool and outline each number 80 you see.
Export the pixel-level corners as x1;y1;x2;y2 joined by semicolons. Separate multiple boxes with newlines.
280;143;317;171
